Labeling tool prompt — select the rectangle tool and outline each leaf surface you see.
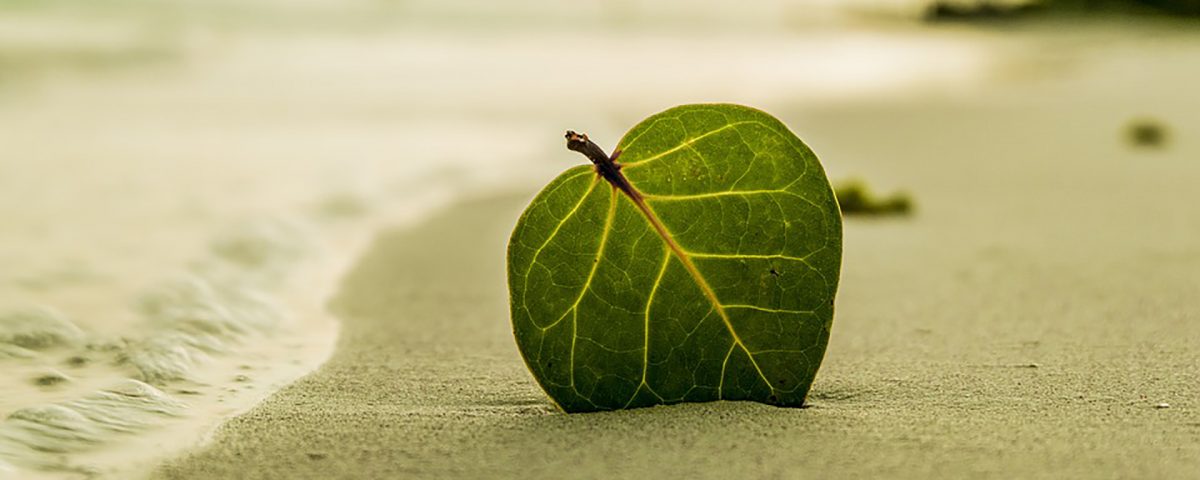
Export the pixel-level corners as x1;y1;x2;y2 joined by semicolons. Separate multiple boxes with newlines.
508;104;842;412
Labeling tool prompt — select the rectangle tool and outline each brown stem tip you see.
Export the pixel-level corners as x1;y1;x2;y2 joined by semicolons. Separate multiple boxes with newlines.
565;130;611;167
564;130;639;200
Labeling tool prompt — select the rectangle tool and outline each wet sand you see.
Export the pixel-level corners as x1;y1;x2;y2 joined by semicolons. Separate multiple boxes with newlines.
158;108;1200;479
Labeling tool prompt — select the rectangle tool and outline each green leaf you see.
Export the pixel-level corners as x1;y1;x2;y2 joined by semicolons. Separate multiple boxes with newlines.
507;104;842;413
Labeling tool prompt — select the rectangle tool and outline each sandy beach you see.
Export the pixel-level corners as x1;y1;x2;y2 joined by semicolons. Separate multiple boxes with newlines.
3;1;1199;478
159;87;1200;477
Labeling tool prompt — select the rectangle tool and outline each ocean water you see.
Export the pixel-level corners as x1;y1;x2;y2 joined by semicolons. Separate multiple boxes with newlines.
0;6;522;471
4;0;1189;477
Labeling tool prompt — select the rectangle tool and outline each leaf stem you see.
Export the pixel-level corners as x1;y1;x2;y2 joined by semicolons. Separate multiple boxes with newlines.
565;131;641;201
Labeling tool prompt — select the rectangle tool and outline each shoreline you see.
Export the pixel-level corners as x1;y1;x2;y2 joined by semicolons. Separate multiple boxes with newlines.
0;215;345;479
0;182;458;479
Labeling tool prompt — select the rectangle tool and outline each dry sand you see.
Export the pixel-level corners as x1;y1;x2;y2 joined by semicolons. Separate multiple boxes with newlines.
157;91;1200;480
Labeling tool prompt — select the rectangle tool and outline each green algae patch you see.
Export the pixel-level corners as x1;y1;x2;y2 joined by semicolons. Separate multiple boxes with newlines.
507;104;842;412
834;179;913;217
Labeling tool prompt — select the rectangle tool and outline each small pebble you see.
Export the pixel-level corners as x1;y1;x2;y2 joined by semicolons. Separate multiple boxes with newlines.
234;374;251;382
1155;403;1170;409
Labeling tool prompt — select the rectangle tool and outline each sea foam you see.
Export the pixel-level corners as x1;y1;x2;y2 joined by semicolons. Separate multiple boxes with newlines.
0;217;313;474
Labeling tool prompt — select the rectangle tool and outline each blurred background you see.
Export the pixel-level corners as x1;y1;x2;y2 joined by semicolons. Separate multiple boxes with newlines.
1;0;1198;475
4;0;1196;295
4;0;1197;340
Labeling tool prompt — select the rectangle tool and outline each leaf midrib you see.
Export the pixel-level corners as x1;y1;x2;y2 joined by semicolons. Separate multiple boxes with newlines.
539;142;800;403
618;179;777;398
543;174;780;402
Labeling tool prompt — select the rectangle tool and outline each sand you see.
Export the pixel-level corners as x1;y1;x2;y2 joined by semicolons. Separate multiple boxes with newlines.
4;1;1199;477
156;19;1200;477
157;116;1200;479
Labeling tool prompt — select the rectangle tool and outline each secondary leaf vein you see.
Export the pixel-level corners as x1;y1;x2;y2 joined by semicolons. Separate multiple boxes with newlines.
620;120;764;169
